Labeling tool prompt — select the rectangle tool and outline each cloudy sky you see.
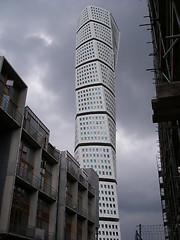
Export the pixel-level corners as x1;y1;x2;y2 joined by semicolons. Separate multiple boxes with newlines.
0;0;163;239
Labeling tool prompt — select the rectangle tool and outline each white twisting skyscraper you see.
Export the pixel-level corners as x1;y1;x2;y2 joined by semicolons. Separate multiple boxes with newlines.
75;6;121;239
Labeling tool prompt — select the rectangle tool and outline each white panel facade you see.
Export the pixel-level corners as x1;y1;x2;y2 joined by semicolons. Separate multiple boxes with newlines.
75;6;121;240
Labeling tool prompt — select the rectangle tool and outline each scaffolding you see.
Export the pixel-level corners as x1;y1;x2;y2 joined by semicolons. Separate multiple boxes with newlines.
147;0;180;239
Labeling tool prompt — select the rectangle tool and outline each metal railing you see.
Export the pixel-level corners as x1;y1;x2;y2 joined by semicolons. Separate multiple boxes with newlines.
46;143;59;162
67;163;78;179
39;180;57;200
88;183;95;195
9;223;35;238
16;164;39;189
16;164;57;200
77;205;87;218
78;174;88;188
23;120;45;147
9;223;55;240
88;212;95;222
0;94;22;126
66;195;77;211
23;119;59;162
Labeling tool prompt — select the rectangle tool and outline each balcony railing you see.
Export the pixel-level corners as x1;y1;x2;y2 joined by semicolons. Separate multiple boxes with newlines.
77;205;87;218
39;180;57;200
45;143;59;162
78;174;88;188
16;164;57;200
9;223;55;240
67;163;78;179
16;164;38;189
0;94;22;126
88;183;95;196
9;223;35;238
66;195;77;211
23;120;45;147
88;212;95;222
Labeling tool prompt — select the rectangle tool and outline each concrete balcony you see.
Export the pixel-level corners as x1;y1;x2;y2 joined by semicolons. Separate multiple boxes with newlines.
88;183;95;197
66;195;77;213
0;94;23;129
78;174;88;189
67;163;78;181
9;223;55;240
0;56;27;129
23;120;45;148
88;212;95;223
16;164;57;201
77;205;87;219
16;164;39;191
43;143;60;164
39;180;57;202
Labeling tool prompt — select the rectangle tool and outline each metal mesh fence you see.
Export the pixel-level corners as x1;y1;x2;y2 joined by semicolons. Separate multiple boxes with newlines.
135;225;168;240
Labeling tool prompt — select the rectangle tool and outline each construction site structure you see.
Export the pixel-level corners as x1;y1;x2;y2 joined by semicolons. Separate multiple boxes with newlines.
147;0;180;239
135;224;168;240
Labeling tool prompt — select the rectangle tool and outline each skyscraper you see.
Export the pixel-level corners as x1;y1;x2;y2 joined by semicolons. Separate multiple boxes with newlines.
74;6;121;240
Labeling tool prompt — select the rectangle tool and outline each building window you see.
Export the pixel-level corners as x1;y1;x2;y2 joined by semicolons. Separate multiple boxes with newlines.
17;142;35;182
10;186;30;233
0;75;19;118
65;213;72;239
39;159;52;193
36;199;50;236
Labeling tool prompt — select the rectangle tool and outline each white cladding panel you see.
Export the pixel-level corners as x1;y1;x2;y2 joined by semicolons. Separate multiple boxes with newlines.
76;22;112;48
75;114;116;149
75;61;115;93
74;146;116;179
76;40;114;70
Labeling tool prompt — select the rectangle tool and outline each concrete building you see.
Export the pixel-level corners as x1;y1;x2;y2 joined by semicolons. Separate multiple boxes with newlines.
58;151;99;240
148;0;180;239
74;6;121;240
0;56;99;240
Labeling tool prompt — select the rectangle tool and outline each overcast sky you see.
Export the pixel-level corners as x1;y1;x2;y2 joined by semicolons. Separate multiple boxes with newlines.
0;0;163;239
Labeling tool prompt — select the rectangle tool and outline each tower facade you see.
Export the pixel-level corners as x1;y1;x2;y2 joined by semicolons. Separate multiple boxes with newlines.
74;6;121;239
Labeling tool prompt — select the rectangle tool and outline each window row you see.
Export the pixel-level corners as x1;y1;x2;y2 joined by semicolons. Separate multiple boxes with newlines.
100;190;114;195
93;170;112;176
99;202;116;209
82;153;110;158
100;183;114;189
77;86;101;97
99;196;115;202
100;223;118;229
81;146;108;152
83;164;111;170
99;209;117;215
